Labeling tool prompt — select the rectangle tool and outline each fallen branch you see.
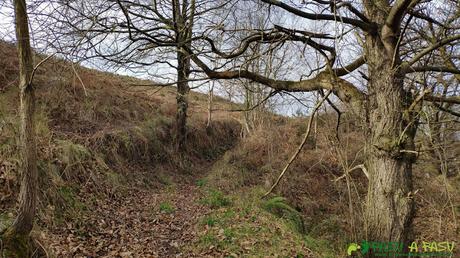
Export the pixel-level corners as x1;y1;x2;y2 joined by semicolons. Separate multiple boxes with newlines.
262;90;332;198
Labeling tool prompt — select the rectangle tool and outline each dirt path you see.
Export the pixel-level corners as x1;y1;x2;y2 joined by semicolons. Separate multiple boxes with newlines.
44;183;209;258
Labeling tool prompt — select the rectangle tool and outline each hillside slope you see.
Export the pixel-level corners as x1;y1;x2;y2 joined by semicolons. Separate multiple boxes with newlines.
1;40;458;257
0;41;318;257
201;100;460;256
0;40;240;256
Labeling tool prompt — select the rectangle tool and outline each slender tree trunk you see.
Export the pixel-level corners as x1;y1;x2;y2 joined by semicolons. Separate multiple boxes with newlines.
206;81;214;130
363;4;417;253
1;0;38;256
243;84;252;135
175;49;190;152
174;0;194;154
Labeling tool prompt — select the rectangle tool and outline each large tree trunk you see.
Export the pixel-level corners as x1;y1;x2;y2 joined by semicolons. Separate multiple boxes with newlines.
363;3;417;253
364;66;416;256
1;0;38;256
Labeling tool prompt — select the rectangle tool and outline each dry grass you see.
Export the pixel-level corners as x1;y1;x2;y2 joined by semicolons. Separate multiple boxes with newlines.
1;39;458;256
205;110;459;254
0;40;241;231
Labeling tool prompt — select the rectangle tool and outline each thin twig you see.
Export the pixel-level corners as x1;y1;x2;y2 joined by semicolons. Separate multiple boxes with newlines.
334;164;369;182
262;90;332;198
408;88;431;112
28;53;56;85
34;239;49;258
213;90;279;112
71;64;88;96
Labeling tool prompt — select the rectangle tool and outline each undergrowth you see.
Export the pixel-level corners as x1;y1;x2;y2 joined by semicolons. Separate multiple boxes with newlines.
262;196;305;234
200;189;231;208
0;41;241;255
187;187;335;257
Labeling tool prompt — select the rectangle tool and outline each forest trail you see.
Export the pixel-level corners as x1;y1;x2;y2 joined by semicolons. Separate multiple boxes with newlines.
44;180;210;258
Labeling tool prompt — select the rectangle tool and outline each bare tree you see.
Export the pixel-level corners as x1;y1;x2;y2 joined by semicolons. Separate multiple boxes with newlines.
1;0;38;256
186;0;460;254
38;0;230;153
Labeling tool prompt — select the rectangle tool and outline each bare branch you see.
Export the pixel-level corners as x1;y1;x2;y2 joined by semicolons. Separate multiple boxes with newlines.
432;103;460;117
405;34;460;67
404;66;460;74
263;90;332;198
260;0;375;32
385;0;420;33
29;53;56;85
333;56;366;76
189;51;364;112
425;95;460;105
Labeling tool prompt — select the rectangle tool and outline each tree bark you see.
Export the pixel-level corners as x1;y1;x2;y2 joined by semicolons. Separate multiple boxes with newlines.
175;49;190;152
364;61;416;257
174;0;194;153
206;80;214;130
2;0;38;256
363;1;417;254
11;0;38;235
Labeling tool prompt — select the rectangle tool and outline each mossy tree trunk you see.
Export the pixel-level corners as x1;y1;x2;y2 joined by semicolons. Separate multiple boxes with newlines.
2;0;38;256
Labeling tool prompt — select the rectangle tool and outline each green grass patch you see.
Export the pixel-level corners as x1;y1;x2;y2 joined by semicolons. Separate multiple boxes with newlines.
186;187;314;257
196;178;207;187
201;216;218;227
58;186;86;212
199;232;218;247
303;235;337;258
200;189;231;208
157;173;173;186
159;202;175;213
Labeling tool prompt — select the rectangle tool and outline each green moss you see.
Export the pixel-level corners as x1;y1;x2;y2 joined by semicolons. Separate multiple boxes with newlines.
262;196;305;234
0;229;32;258
0;213;13;233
